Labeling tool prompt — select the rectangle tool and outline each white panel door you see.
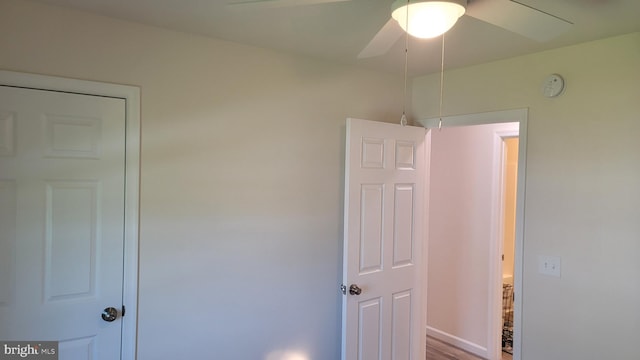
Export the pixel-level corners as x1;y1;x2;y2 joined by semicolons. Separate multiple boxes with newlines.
342;118;426;360
0;86;126;360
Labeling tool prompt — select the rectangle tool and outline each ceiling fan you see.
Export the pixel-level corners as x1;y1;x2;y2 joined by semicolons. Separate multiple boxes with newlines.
228;0;572;58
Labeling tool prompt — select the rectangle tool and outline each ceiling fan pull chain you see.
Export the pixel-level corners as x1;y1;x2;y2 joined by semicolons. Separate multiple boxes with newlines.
438;33;446;131
400;0;410;126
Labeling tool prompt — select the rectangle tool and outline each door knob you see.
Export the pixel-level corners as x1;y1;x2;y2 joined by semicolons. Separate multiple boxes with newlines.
349;284;362;296
101;307;118;322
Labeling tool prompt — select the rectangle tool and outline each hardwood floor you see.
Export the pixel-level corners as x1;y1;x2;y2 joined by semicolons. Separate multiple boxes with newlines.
426;336;513;360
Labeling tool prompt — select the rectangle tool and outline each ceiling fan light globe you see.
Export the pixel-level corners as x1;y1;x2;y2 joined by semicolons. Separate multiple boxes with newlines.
391;1;466;39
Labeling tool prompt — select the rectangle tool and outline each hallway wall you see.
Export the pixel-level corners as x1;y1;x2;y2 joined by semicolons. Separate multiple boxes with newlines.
427;122;518;358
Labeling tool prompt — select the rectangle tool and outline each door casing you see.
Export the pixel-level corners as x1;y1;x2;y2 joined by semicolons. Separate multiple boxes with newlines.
0;70;140;360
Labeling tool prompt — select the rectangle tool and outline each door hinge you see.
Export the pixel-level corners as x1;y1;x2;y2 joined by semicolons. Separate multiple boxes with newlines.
340;284;347;295
121;305;126;317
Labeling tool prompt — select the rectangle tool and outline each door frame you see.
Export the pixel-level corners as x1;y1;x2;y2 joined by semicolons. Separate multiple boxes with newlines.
0;70;140;360
489;127;519;360
419;109;527;360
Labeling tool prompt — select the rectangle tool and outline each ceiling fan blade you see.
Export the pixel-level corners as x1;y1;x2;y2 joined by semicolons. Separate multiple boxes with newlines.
228;0;351;10
358;19;404;59
466;0;572;42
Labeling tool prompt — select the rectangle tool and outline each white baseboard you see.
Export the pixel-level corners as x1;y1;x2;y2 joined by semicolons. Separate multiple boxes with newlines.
426;326;488;359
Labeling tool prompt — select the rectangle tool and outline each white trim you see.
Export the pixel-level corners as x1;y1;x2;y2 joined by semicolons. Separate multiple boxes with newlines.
419;109;527;360
512;115;528;360
487;131;506;360
420;130;433;360
488;127;519;360
0;70;140;360
418;108;527;128
426;327;488;358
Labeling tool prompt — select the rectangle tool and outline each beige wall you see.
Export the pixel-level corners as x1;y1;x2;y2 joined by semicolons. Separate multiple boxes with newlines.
414;32;640;360
0;0;409;358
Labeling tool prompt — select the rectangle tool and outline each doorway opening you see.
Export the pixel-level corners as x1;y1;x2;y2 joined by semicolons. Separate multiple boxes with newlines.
420;109;527;360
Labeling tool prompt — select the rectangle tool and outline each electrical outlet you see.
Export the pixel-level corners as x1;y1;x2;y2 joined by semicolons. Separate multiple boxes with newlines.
538;255;561;277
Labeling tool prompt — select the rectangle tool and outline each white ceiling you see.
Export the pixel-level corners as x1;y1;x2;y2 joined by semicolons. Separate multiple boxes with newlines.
30;0;640;76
